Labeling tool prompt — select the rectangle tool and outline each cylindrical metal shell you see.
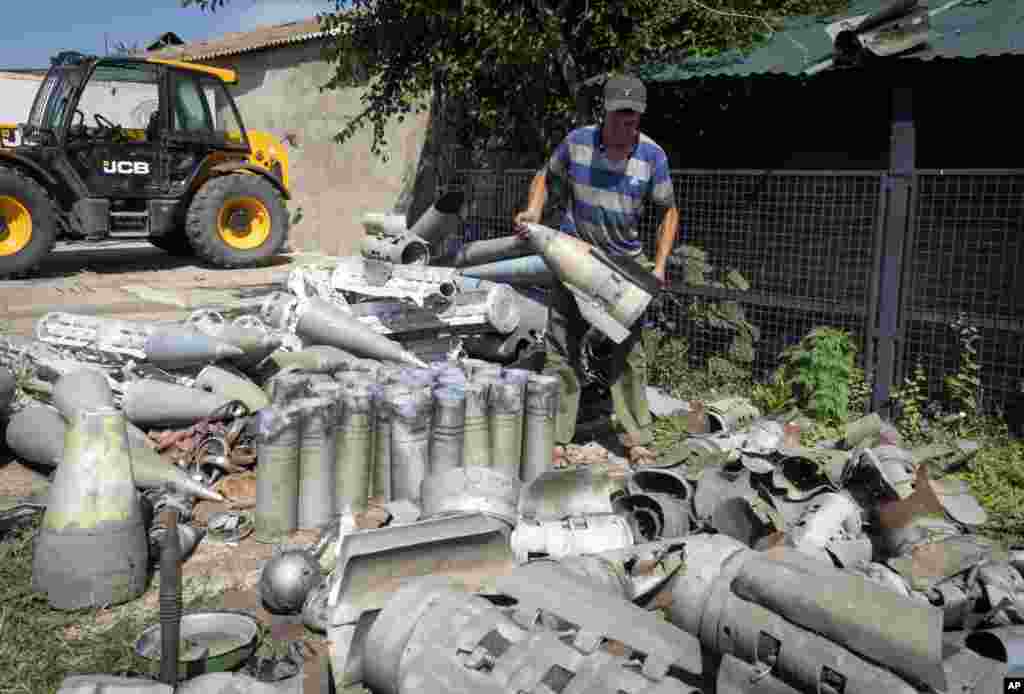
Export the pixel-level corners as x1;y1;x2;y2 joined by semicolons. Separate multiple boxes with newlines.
298;382;339;529
280;296;426;368
461;381;491;469
452;234;533;268
406;190;464;245
335;385;375;514
666;537;750;638
370;384;408;503
195;365;270;412
522;373;559;484
122;380;232;429
429;386;466;476
488;379;525;481
459;254;555;288
33;407;148;609
255;407;300;542
388;389;432;504
143;326;243;369
5;404;65;466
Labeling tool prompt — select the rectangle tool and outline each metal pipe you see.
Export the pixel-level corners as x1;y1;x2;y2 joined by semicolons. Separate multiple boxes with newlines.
299;379;339;529
255;406;300;542
388;389;432;505
336;384;375;514
461;381;491;469
488;378;525;481
520;374;561;483
158;509;182;686
429;385;466;476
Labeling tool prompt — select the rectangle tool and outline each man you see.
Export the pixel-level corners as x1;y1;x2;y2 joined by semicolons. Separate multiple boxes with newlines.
513;73;680;466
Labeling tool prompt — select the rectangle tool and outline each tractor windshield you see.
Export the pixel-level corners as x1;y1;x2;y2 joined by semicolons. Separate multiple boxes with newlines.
26;69;77;134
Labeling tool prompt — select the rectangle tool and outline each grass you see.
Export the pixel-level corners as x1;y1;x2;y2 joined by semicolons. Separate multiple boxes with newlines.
0;518;301;694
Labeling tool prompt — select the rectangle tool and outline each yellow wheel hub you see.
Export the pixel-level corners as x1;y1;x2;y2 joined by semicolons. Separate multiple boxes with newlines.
217;196;271;250
0;195;32;256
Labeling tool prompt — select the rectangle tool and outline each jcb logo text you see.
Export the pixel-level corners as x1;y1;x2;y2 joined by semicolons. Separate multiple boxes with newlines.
102;161;150;175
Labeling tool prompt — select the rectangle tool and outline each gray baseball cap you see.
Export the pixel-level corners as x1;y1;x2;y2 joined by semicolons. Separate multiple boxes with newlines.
604;74;646;113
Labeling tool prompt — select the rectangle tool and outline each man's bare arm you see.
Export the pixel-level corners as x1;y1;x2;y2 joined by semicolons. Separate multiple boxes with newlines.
652;206;680;283
514;170;549;229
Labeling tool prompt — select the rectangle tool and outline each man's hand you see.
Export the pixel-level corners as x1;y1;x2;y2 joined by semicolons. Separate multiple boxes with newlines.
653;265;667;289
513;209;540;239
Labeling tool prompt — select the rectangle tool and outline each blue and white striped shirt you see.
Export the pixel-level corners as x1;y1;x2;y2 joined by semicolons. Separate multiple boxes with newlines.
545;125;675;257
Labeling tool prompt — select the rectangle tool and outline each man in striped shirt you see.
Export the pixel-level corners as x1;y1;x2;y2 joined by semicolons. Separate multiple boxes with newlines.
514;74;680;467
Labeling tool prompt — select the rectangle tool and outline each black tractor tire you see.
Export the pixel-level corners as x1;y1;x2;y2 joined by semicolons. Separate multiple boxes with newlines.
0;166;57;279
185;174;288;268
148;230;194;256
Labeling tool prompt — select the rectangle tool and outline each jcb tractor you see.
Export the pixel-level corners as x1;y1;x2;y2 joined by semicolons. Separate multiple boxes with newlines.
0;51;290;278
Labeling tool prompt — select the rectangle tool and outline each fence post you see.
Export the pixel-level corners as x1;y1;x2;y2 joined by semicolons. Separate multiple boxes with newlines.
870;85;915;416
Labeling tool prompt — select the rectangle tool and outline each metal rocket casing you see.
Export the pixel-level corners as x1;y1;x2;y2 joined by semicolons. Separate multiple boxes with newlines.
33;406;149;609
4;404;224;502
194;322;283;372
451;235;533;268
143;325;244;370
361;233;431;265
459;254;555;288
195;365;270;412
263;294;428;369
121;379;234;429
522;222;657;344
407;191;465;246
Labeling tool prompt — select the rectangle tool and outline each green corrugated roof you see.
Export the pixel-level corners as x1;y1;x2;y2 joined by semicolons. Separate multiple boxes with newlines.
639;0;1024;81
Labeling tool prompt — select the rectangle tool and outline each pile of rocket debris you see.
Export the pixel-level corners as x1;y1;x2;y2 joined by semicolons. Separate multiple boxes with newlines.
0;193;1020;694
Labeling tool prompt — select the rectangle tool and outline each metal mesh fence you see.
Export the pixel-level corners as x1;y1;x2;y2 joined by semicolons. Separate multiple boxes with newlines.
900;170;1024;412
440;162;1024;414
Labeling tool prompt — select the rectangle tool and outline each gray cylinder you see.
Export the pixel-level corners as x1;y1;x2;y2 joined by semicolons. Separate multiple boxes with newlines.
389;389;432;504
299;387;338;529
52;368;113;418
371;384;407;503
255;408;300;543
461;381;491;469
429;386;466;476
122;380;233;429
452;234;533;268
195;365;269;412
6;405;65;466
407;191;464;245
522;373;559;484
336;385;375;514
489;379;526;481
33;407;149;609
143;326;243;369
202;322;282;372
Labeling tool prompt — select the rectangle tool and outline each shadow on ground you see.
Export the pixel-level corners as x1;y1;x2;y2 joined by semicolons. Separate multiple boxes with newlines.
22;241;291;282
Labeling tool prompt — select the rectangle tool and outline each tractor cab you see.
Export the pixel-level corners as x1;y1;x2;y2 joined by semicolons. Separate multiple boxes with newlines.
0;52;290;277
